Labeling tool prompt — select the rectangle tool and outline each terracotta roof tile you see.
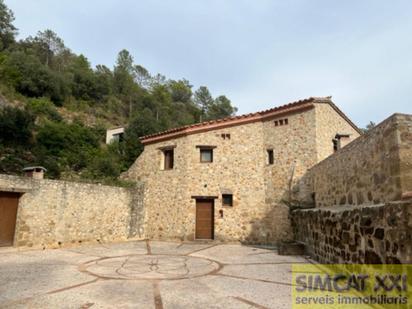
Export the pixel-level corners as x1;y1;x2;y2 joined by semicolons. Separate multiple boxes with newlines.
140;96;361;144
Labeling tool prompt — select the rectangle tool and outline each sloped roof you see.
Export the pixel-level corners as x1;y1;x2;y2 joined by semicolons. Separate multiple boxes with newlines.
140;96;361;144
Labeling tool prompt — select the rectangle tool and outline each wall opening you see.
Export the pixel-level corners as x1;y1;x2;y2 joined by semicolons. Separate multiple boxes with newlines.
0;192;20;247
195;199;214;240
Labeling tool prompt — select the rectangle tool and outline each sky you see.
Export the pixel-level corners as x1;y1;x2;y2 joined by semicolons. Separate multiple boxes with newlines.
6;0;412;127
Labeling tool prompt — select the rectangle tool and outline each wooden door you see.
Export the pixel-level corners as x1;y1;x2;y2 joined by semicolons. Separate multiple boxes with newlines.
0;192;20;246
195;199;214;239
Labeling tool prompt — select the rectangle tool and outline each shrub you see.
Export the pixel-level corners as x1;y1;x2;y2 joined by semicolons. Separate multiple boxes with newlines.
0;106;34;146
26;97;62;122
35;121;99;171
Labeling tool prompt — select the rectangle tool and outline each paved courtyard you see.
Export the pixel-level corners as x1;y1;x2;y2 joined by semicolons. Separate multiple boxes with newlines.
0;241;309;308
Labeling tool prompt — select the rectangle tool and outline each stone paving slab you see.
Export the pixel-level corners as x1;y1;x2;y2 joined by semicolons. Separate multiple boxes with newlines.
0;240;309;308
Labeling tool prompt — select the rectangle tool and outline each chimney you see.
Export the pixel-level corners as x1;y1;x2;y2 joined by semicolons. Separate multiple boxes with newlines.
22;166;47;179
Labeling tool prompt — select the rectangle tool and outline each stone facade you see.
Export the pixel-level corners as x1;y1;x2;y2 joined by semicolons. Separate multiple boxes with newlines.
292;201;412;264
0;174;144;248
303;113;412;208
292;113;412;264
123;98;360;244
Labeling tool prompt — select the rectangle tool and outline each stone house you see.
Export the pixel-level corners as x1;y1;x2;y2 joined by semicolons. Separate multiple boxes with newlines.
122;97;362;244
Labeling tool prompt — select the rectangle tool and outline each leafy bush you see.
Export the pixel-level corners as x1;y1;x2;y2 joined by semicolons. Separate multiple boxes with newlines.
35;121;99;171
26;97;62;121
1;51;66;105
123;108;164;165
82;146;122;180
0;106;34;146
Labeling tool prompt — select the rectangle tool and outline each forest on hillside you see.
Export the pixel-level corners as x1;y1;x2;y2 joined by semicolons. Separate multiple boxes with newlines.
0;0;237;184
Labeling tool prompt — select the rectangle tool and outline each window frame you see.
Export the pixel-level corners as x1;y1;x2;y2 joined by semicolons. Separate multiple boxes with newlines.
200;148;213;163
222;194;233;207
161;148;174;170
196;145;216;163
267;149;274;165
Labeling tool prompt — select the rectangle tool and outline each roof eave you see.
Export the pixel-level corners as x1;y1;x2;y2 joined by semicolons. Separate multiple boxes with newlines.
140;102;315;145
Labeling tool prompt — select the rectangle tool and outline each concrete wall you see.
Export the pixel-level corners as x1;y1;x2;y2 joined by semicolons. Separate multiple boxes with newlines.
292;201;412;264
0;174;144;248
306;114;411;208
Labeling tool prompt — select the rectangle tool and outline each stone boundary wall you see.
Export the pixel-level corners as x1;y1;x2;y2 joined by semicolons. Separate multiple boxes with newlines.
292;201;412;264
0;174;144;248
304;113;412;208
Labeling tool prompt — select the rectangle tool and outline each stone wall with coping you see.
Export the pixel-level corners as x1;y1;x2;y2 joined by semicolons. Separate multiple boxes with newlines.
305;114;411;208
292;113;412;264
292;201;412;264
398;114;412;194
0;174;144;248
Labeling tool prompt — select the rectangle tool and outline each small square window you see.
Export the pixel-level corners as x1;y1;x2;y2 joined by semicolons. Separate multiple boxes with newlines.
285;118;288;125
222;194;233;207
267;149;274;165
200;148;213;163
274;121;279;126
163;149;174;170
279;119;284;125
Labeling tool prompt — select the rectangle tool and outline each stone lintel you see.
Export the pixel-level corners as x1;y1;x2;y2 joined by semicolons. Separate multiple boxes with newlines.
191;195;218;200
195;145;217;149
0;187;31;193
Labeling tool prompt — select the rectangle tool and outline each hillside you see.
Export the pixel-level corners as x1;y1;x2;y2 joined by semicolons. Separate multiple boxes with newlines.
0;0;237;184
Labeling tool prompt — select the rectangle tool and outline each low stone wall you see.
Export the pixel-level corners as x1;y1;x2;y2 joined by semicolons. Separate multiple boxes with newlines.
305;113;412;207
292;201;412;264
0;174;144;248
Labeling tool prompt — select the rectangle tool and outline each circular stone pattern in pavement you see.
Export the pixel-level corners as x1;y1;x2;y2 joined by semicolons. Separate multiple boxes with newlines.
80;254;220;280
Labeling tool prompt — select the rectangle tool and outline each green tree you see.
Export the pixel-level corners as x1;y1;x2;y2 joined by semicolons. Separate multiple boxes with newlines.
1;51;66;105
83;144;123;180
362;121;376;133
68;54;97;100
134;64;151;88
33;29;66;67
94;64;113;99
123;109;164;165
194;86;213;122
36;121;99;171
207;95;237;120
0;0;17;50
0;106;34;146
168;79;192;103
113;49;139;116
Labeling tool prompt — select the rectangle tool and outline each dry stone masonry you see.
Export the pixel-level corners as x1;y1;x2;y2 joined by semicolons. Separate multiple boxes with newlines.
292;201;412;264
